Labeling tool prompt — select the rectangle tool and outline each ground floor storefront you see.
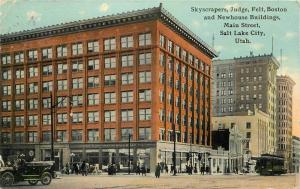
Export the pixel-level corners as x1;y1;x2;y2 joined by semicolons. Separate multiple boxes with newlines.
0;142;211;173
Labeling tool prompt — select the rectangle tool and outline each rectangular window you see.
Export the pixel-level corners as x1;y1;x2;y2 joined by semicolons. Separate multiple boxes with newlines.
121;36;133;48
71;130;82;142
15;116;24;127
72;78;83;89
104;38;116;51
2;69;11;80
28;132;38;143
42;48;52;59
167;40;173;53
121;54;133;67
88;112;99;123
72;95;83;106
15;52;24;64
28;99;38;110
72;43;83;55
88;94;99;105
88;76;99;88
57;131;67;142
104;75;116;86
15;99;25;111
42;114;51;125
29;67;38;77
104;128;116;142
28;49;38;61
42;81;53;92
57;63;68;74
121;128;133;141
1;54;11;65
246;132;251;138
139;33;151;46
15;68;25;79
88;59;99;70
104;110;116;122
28;115;38;126
2;85;11;95
121;109;133;121
121;91;133;103
121;73;133;84
104;92;116;104
15;132;24;143
57;96;67;108
104;57;116;68
246;122;251;129
1;133;11;143
139;128;151;140
88;129;99;142
1;117;11;128
139;71;151;83
42;98;51;108
57;113;67;124
42;131;51;142
72;112;83;123
57;45;67;57
160;34;165;48
72;59;83;72
87;41;99;53
139;89;151;102
42;65;53;76
139;52;151;65
139;108;151;121
57;80;68;91
2;101;11;111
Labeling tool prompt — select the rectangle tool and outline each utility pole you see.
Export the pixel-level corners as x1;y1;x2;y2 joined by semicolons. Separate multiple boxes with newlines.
50;93;55;161
172;122;176;176
128;133;131;174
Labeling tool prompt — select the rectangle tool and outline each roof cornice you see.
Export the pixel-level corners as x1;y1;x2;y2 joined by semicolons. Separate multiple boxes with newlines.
0;4;217;58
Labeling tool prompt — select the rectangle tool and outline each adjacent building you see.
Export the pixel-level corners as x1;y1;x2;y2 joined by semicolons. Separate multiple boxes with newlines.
0;5;217;172
292;136;300;173
277;75;295;172
212;54;280;154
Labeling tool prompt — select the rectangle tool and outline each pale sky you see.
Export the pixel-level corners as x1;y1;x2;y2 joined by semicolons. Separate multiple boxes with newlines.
0;0;299;136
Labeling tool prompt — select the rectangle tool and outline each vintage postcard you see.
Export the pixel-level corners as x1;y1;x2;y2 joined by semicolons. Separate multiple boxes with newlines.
0;0;299;188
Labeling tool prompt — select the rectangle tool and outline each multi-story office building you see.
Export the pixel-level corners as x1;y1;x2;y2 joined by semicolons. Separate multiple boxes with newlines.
212;107;273;157
212;54;279;154
277;75;295;172
0;5;217;172
292;136;300;173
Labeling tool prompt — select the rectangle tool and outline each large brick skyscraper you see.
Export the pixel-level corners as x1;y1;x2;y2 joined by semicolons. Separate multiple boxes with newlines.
0;4;216;172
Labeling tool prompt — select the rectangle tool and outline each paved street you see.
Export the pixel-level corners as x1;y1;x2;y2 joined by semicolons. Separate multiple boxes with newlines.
2;173;298;189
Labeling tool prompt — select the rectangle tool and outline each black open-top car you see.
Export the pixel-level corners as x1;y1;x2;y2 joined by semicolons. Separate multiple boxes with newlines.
0;161;55;186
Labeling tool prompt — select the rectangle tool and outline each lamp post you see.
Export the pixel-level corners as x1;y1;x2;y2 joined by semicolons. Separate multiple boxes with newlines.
128;133;131;175
50;93;55;161
172;122;176;176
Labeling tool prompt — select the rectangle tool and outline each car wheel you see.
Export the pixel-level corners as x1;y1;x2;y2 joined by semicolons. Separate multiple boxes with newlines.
1;172;14;186
40;172;52;185
28;180;38;185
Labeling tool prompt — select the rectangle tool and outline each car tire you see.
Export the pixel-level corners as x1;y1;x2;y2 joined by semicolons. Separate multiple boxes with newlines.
28;180;38;185
0;172;14;186
40;172;52;185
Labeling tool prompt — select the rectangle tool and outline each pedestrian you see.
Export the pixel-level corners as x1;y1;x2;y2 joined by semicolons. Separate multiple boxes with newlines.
136;164;141;175
165;165;168;174
141;165;146;176
155;163;161;178
81;161;87;176
0;155;4;168
65;162;70;175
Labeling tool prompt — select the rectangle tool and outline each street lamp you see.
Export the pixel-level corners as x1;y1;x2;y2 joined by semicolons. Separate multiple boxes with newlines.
128;133;131;175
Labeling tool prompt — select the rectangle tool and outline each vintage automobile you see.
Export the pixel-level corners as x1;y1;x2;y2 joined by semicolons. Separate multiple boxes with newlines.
0;161;55;186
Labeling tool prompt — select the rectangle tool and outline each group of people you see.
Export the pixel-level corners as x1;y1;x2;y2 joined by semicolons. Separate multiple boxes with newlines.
64;161;90;176
135;164;147;176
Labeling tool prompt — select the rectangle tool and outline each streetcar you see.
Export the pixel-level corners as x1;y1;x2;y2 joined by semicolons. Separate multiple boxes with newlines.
255;154;287;175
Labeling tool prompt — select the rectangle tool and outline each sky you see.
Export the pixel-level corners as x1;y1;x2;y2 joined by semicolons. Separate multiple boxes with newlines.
0;0;299;136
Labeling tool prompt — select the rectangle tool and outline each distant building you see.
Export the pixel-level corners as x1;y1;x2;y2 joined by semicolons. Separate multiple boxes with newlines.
276;75;295;172
292;136;300;173
211;127;243;173
212;107;273;157
212;54;279;154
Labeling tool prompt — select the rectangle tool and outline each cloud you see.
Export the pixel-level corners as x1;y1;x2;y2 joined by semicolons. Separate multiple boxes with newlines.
276;55;289;63
0;0;16;6
99;3;109;12
249;43;264;51
26;10;41;22
285;32;297;39
224;3;239;10
79;10;86;16
214;45;224;52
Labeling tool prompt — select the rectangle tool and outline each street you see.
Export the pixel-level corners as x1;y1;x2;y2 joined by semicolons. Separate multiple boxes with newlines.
3;173;298;189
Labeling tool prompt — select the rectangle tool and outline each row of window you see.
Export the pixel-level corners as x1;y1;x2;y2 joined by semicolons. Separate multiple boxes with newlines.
1;52;151;80
0;127;151;144
2;72;151;95
1;108;151;127
1;90;151;111
158;110;206;127
159;129;207;144
159;35;210;74
1;33;152;65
